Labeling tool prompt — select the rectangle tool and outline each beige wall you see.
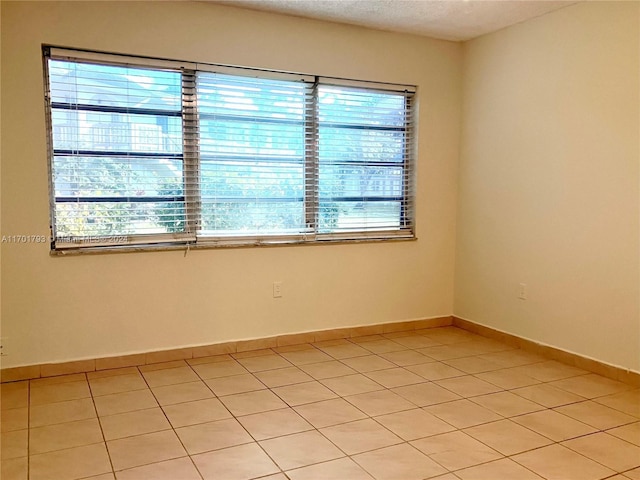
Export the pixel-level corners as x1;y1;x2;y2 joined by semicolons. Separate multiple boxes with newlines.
0;1;462;367
455;1;640;370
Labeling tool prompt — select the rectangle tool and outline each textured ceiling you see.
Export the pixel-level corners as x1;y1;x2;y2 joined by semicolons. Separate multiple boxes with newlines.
212;0;578;41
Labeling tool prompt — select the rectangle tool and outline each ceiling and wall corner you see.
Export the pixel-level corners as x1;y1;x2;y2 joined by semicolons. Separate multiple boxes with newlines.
211;0;579;41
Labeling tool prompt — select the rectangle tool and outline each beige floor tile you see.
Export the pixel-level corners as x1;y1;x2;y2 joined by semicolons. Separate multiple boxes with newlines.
379;350;434;366
563;432;640;472
550;374;631;399
476;369;541;389
555;400;638;430
254;366;313;388
1;429;28;460
455;458;543;479
1;382;29;410
479;350;545;368
341;355;397;373
30;418;103;454
406;362;466;381
390;335;441;349
89;373;147;397
237;354;292;372
192;442;279;480
320;418;402;454
321;374;384;396
191;360;248;379
512;409;597;441
30;397;96;427
512;383;586;408
360;339;407;354
392;382;461;407
151;381;214;406
625;467;640;480
411;430;503;471
596;389;640;417
31;373;87;386
254;474;289;480
100;407;171;441
345;390;415;416
299;361;357;379
1;456;28;480
435;375;503;397
30;443;111;480
443;356;504;374
287;457;374;480
30;380;91;405
107;430;186;471
260;430;344;470
220;389;288;416
464;419;552;455
417;344;483;361
425;399;502;429
237;407;313;440
94;389;159;416
317;343;371;360
115;457;201;480
205;373;266;396
608;421;640;446
1;407;28;432
375;408;455;441
294;398;367;428
85;473;115;480
471;391;544;417
175;417;253;454
273;381;337;406
419;327;476;344
279;348;333;365
139;360;188;372
141;366;199;387
162;398;231;428
512;444;615;480
509;360;588;382
353;443;447;480
365;368;425;388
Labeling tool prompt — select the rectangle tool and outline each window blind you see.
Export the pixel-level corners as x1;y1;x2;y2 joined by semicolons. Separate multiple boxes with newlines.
44;48;416;252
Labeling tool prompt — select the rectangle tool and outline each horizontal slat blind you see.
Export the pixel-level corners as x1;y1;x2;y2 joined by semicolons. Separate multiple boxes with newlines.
47;54;195;248
315;84;414;238
196;71;314;240
44;48;416;251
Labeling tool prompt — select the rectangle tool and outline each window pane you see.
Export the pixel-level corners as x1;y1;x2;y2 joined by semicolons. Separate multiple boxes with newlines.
200;201;304;235
48;58;186;241
51;110;182;154
319;127;405;164
318;85;408;233
53;156;183;197
55;200;186;237
49;60;181;111
197;72;309;236
318;201;401;232
318;86;406;127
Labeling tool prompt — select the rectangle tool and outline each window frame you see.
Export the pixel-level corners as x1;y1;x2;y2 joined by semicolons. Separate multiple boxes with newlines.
43;47;417;254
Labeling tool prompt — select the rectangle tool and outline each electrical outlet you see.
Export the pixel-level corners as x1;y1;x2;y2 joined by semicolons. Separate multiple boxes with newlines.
518;283;527;300
0;337;7;356
273;281;283;298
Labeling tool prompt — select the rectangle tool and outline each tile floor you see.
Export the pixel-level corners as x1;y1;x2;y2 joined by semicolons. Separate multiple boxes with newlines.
1;326;639;480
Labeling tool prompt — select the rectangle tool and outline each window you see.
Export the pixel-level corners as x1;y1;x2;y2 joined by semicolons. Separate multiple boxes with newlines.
44;48;416;251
